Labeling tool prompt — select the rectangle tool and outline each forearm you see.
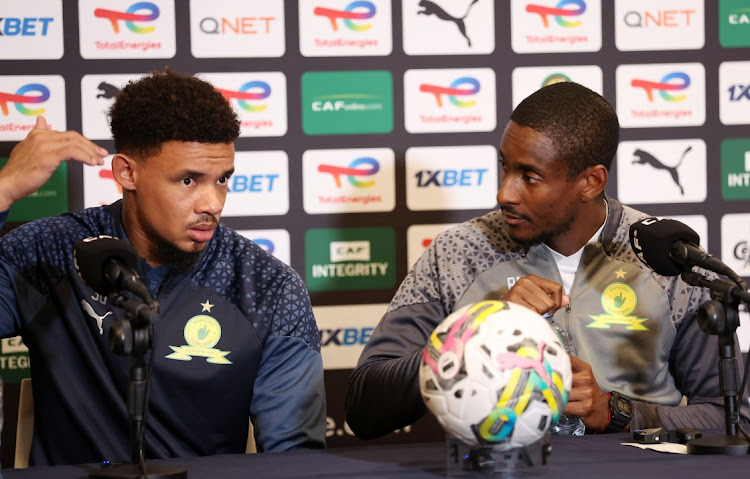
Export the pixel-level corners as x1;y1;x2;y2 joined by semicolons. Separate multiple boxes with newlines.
631;399;750;431
345;349;426;439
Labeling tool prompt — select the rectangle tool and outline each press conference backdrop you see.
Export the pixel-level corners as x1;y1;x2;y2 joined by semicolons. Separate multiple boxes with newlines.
1;0;750;465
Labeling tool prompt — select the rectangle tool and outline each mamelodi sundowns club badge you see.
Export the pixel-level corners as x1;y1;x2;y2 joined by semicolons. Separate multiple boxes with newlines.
305;227;396;291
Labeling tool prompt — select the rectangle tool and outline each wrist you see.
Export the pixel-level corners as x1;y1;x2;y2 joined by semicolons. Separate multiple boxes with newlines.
602;391;633;434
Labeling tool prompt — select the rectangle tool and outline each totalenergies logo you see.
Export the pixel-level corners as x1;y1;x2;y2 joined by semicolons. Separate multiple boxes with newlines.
420;77;480;108
98;169;123;196
252;238;275;254
314;1;376;32
94;2;160;34
0;84;50;116
318;157;379;187
526;0;586;28
631;72;690;102
217;81;271;113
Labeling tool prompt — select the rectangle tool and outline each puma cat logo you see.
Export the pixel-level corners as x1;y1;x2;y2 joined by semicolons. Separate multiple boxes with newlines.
418;0;480;47
96;82;121;99
81;300;113;335
632;146;692;195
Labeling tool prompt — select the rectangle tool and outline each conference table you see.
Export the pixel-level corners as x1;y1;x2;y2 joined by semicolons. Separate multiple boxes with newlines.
2;432;749;478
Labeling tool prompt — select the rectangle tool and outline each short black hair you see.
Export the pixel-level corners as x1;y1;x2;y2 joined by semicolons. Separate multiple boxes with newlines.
510;82;619;178
109;69;240;159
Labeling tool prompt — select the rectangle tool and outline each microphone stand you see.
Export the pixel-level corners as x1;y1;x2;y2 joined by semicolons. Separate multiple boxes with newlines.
680;271;750;456
89;293;187;479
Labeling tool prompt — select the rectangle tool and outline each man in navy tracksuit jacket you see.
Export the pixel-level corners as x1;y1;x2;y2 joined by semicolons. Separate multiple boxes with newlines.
0;70;325;466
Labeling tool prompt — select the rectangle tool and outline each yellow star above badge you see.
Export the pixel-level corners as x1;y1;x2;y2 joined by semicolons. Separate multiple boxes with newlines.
201;300;214;313
615;268;627;279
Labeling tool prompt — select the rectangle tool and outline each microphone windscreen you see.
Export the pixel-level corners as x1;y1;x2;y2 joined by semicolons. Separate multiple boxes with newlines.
629;217;700;277
73;236;138;295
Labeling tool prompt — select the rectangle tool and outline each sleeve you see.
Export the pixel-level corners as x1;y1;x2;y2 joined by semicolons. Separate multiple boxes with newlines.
0;209;24;338
249;274;326;452
345;301;445;440
630;282;750;431
345;238;453;440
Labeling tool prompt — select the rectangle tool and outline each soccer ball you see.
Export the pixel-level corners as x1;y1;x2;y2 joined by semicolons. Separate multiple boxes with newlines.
419;300;572;449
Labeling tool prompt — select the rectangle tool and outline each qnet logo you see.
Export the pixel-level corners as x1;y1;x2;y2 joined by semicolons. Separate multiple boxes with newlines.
614;0;704;51
419;77;480;108
79;0;176;59
200;72;287;137
94;2;159;33
314;1;376;31
511;0;601;53
303;148;395;214
0;75;66;141
616;63;705;128
526;0;586;28
299;0;392;57
190;0;286;58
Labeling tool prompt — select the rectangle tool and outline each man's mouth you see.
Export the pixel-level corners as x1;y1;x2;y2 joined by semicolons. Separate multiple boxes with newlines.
188;223;217;243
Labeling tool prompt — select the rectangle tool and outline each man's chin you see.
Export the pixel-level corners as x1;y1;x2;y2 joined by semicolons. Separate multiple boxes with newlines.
154;236;202;273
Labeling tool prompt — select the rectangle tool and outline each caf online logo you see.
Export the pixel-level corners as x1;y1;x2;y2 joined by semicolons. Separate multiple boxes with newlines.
94;2;160;34
0;84;49;115
216;81;271;112
318;157;379;188
526;0;586;28
420;77;480;108
631;72;690;102
314;1;376;31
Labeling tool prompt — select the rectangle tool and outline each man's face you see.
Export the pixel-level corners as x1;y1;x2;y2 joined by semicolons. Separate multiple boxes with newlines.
497;121;584;249
126;141;235;266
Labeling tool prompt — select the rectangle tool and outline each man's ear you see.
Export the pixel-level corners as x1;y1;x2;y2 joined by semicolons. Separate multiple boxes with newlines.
579;164;608;202
111;154;137;191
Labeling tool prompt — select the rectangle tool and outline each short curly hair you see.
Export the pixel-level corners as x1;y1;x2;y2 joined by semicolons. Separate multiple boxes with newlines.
510;82;619;178
109;69;240;159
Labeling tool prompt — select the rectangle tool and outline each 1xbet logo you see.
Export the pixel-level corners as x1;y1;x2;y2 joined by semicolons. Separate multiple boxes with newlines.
318;157;379;187
0;17;54;36
727;84;750;102
314;1;376;31
95;1;159;33
420;77;480;107
526;0;586;28
0;84;49;115
217;81;271;112
631;72;690;102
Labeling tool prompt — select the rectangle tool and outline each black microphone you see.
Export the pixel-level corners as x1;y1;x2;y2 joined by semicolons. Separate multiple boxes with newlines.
73;235;157;309
629;217;747;289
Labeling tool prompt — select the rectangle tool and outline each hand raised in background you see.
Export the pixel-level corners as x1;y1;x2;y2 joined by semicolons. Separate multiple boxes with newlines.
0;116;108;211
